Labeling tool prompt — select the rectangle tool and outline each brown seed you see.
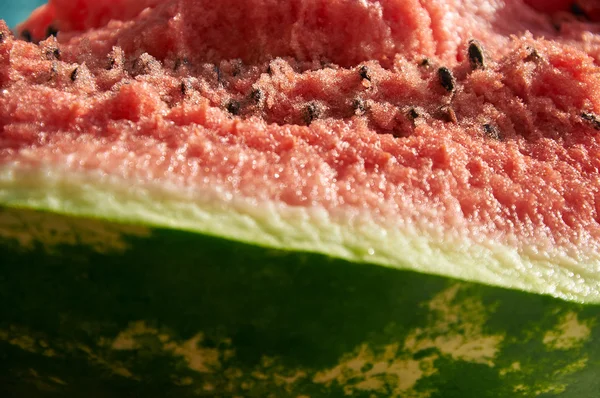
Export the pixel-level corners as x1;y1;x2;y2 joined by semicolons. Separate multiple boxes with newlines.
227;100;241;115
407;107;419;120
468;39;485;70
46;26;58;38
250;88;263;103
131;58;142;75
420;58;430;67
304;102;321;125
524;46;541;63
438;67;455;92
358;65;371;81
174;57;189;71
47;62;58;81
581;112;600;130
232;59;243;76
570;3;588;19
441;105;457;123
483;123;502;140
107;54;118;70
215;65;223;85
180;79;193;95
0;32;4;44
21;30;32;42
352;98;367;115
552;21;562;32
70;67;78;82
46;47;60;60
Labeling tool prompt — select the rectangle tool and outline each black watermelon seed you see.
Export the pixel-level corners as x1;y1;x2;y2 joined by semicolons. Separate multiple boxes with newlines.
581;112;600;130
48;62;58;81
250;88;263;103
46;26;58;38
524;46;541;62
352;98;367;115
553;22;562;32
232;60;243;76
407;107;419;120
358;65;371;81
215;65;222;85
174;57;189;71
483;123;502;140
46;47;60;60
180;80;193;95
438;67;455;92
21;30;32;42
0;32;4;44
227;100;241;115
571;3;589;19
468;39;485;70
70;67;78;82
305;102;321;124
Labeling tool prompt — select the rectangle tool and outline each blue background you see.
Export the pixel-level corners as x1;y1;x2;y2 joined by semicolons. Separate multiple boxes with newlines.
0;0;46;28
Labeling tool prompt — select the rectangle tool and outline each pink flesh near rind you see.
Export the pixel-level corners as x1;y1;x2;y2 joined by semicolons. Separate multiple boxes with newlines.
2;0;600;301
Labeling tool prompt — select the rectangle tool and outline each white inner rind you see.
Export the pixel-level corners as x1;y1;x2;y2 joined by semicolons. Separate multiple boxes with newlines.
0;164;598;304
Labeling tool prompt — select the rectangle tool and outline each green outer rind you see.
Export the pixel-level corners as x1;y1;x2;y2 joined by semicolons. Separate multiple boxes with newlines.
1;206;599;397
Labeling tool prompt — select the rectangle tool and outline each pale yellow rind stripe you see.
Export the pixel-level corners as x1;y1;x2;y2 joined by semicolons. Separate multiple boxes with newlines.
0;164;598;303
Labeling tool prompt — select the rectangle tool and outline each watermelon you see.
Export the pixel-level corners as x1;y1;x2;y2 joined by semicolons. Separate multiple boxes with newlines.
1;0;600;396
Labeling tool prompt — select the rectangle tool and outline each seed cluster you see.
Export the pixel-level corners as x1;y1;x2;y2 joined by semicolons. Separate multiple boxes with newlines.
6;29;593;143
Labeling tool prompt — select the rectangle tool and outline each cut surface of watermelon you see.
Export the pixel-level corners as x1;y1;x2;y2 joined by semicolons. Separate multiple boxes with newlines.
2;1;600;396
2;0;600;303
1;206;598;398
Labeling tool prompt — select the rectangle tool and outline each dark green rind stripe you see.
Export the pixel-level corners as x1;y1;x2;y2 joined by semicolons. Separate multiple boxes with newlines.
1;206;599;397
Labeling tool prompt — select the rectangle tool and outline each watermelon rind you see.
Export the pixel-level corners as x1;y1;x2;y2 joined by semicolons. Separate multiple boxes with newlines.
1;205;599;397
1;164;598;305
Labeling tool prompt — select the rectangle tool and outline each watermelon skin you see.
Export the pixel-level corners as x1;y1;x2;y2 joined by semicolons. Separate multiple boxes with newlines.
1;206;599;397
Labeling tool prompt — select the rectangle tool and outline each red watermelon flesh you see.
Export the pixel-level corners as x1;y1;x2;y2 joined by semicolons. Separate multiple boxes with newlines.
2;0;600;301
524;0;600;22
15;0;163;42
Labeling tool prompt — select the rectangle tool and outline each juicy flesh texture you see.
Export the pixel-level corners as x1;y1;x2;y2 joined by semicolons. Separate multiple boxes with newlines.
2;0;600;259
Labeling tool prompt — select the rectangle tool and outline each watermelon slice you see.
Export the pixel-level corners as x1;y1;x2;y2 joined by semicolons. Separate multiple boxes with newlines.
1;0;600;396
